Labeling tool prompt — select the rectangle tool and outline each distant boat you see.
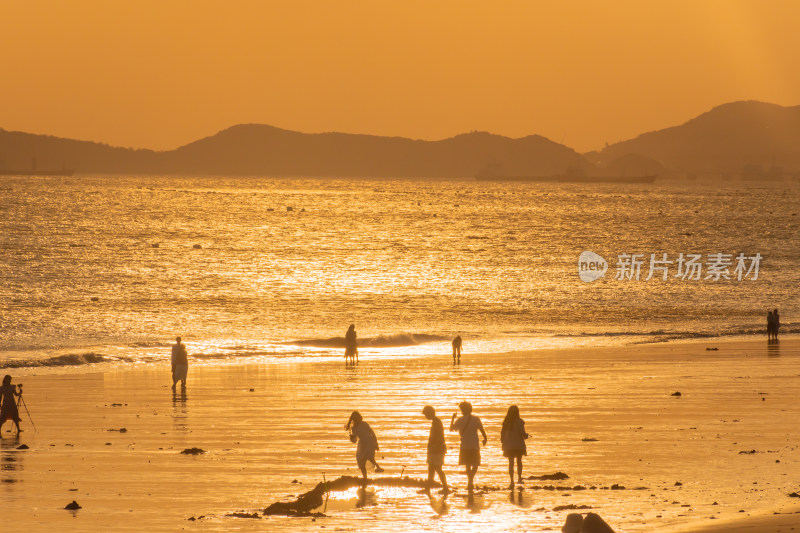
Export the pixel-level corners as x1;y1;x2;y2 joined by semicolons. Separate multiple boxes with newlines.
476;174;657;184
0;157;74;177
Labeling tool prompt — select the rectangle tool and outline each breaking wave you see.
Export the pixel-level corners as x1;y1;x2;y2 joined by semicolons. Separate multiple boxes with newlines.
287;332;451;349
0;352;127;369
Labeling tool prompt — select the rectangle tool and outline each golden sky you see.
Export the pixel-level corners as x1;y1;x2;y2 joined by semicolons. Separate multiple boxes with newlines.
1;0;798;152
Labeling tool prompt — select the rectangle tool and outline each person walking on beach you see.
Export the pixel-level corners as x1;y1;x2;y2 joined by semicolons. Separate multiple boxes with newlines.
773;308;781;340
501;405;530;489
171;336;188;391
452;335;462;364
345;411;384;483
422;405;450;493
449;401;486;492
345;324;358;364
0;375;22;434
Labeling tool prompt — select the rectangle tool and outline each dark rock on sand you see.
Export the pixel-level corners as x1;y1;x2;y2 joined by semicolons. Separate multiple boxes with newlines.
227;511;261;519
671;391;682;396
675;481;683;486
553;504;593;511
16;444;29;450
529;471;569;481
561;512;616;533
584;512;617;532
789;492;800;498
65;501;82;510
181;448;206;455
193;244;202;249
582;438;599;442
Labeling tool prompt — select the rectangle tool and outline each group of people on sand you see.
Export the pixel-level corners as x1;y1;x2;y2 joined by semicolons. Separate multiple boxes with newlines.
346;402;529;492
767;308;781;341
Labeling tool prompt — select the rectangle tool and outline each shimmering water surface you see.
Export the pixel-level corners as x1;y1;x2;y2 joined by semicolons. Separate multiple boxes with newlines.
1;176;798;369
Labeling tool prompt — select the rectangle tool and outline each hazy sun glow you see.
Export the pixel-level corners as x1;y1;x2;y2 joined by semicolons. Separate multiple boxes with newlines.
1;1;798;152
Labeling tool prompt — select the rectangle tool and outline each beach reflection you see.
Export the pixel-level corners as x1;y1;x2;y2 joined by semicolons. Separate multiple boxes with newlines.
463;492;486;514
356;487;378;508
427;493;450;516
171;389;188;431
0;436;23;486
508;488;532;508
767;341;781;357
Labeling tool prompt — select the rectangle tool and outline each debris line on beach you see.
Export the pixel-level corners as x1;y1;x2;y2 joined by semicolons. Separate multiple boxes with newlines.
263;475;436;517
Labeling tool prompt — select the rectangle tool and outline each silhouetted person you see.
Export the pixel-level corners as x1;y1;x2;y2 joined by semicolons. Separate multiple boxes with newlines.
452;335;462;364
345;324;358;364
422;405;449;493
767;311;775;341
0;375;22;434
773;308;781;340
449;401;486;491
171;336;188;391
345;411;383;483
501;405;530;489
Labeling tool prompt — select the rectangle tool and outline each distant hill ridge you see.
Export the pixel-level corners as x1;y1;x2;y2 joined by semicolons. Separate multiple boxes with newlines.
590;100;800;177
2;100;799;178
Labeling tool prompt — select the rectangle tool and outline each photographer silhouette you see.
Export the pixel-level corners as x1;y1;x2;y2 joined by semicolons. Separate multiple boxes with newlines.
0;375;22;434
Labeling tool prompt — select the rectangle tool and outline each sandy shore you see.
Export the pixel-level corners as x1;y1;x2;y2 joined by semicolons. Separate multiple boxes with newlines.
3;337;799;532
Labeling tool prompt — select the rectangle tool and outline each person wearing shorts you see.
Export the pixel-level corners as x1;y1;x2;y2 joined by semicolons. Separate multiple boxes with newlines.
449;401;487;491
423;405;449;493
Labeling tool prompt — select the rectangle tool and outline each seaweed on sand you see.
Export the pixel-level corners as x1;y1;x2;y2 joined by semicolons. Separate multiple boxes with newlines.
263;475;438;517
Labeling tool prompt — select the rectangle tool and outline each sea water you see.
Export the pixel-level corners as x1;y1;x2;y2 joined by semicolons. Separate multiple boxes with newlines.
0;176;798;371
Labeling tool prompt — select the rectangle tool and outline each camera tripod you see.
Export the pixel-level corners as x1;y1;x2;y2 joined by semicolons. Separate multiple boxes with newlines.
15;385;36;432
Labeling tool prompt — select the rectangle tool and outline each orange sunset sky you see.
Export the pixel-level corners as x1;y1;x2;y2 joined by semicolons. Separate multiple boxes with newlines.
1;0;799;153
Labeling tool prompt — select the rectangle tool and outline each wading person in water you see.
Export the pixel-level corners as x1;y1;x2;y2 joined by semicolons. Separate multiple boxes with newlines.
501;405;529;489
449;401;486;492
345;411;384;483
767;310;775;341
773;308;781;341
0;375;22;434
345;324;358;364
171;336;188;391
452;335;462;364
422;405;449;493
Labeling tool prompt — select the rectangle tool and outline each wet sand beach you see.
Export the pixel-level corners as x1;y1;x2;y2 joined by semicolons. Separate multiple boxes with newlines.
3;337;800;532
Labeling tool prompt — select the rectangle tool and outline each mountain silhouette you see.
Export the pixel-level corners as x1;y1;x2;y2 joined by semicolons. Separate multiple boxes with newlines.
3;100;798;178
591;101;800;177
1;125;589;178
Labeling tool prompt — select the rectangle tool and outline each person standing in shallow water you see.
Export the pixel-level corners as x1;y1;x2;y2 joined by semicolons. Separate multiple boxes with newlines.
501;405;529;489
345;411;384;483
345;324;358;364
452;335;462;364
449;401;486;491
422;405;449;493
0;375;22;434
171;336;188;391
767;310;775;341
773;309;781;341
